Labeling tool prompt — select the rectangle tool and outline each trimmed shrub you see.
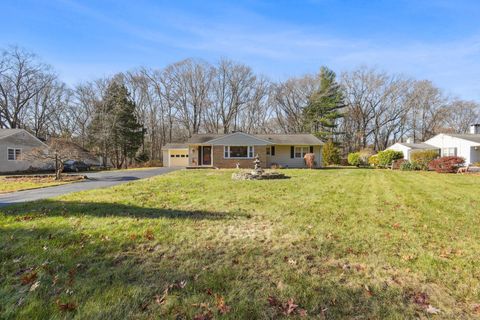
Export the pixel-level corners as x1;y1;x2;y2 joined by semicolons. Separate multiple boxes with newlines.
428;156;465;173
368;154;379;167
410;150;439;170
377;150;404;168
400;161;420;171
322;140;341;166
347;152;361;167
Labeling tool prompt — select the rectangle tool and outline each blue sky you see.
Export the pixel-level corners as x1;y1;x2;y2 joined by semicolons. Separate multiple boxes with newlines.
2;0;480;100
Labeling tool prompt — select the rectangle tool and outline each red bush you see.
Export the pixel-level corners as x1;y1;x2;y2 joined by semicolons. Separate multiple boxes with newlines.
428;156;465;173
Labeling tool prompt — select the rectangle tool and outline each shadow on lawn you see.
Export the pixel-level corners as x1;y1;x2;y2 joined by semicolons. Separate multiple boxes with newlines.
2;199;249;220
0;222;418;320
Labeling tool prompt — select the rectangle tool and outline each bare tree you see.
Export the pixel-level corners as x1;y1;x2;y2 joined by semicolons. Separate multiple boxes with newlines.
406;80;449;141
206;59;258;133
444;99;480;133
0;47;55;129
272;75;317;133
168;59;213;137
27;138;96;180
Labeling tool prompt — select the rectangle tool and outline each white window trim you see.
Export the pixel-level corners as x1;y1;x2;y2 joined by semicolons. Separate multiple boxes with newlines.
7;147;22;161
294;146;309;159
441;147;456;157
223;146;255;159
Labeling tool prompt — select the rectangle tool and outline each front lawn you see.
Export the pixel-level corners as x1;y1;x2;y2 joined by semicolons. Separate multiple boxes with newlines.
0;175;84;194
1;169;479;319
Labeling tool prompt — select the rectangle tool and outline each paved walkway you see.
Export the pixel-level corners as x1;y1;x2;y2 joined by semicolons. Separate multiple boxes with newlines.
0;167;179;207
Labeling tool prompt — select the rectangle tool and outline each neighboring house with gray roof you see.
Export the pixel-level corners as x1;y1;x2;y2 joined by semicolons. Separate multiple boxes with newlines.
387;124;480;165
387;141;439;161
162;132;324;168
0;128;51;173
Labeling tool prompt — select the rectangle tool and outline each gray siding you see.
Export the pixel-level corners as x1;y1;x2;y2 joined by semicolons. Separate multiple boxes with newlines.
0;132;51;173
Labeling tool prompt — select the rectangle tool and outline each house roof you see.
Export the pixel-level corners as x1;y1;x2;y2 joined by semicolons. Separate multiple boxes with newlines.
396;142;438;150
187;134;224;144
161;143;189;150
0;128;27;140
256;134;324;145
186;132;323;146
446;134;480;144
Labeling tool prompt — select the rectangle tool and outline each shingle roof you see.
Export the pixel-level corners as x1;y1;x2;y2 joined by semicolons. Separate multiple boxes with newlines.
447;134;480;144
187;134;224;144
256;134;323;145
0;128;26;140
397;142;438;150
186;133;323;145
161;143;189;150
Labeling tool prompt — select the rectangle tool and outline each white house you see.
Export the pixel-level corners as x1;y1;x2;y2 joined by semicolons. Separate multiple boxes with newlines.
0;128;51;173
425;133;480;165
387;124;480;165
387;139;438;161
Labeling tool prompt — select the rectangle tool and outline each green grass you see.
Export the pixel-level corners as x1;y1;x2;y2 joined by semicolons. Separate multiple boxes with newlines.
0;177;71;193
1;169;479;319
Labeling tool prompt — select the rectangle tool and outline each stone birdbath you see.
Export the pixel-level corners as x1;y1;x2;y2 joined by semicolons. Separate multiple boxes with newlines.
232;154;287;180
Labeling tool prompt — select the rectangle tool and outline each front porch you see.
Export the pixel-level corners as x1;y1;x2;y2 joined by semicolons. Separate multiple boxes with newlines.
188;145;214;167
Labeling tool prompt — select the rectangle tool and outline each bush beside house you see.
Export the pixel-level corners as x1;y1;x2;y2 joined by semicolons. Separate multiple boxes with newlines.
322;140;341;166
428;156;465;173
347;152;361;166
368;155;379;167
377;150;403;168
410;150;439;170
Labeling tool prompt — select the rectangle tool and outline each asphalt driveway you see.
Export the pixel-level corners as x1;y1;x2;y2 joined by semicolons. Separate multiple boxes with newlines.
0;167;179;207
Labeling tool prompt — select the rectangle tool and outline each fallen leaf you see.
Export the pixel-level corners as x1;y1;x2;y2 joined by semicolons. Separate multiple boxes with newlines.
215;294;231;314
298;308;308;317
267;296;305;316
411;291;429;307
68;267;77;285
193;311;213;320
144;229;154;240
284;298;298;315
56;299;77;312
426;305;441;314
472;304;480;314
21;271;37;285
287;259;297;265
364;284;373;297
29;281;40;292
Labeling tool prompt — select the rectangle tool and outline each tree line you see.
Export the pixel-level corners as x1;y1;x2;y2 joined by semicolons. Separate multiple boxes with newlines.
1;46;479;165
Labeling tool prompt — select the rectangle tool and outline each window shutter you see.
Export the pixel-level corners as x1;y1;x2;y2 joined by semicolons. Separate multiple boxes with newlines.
290;146;294;158
310;146;314;153
271;146;275;156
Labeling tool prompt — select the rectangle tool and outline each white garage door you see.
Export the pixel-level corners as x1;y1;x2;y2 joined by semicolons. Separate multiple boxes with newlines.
168;149;189;167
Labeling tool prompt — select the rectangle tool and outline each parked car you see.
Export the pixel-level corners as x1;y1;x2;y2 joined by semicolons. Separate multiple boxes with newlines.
63;160;90;172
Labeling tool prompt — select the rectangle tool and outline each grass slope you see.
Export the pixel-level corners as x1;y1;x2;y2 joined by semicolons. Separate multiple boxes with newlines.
1;169;479;319
0;177;74;194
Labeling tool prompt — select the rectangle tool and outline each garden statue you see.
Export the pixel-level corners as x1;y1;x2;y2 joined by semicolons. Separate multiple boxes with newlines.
231;153;286;180
252;154;264;175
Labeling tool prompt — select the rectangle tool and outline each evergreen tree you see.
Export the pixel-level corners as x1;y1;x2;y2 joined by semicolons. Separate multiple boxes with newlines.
305;66;345;141
88;81;143;168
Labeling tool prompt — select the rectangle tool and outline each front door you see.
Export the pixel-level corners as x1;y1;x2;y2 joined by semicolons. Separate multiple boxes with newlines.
202;146;212;166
